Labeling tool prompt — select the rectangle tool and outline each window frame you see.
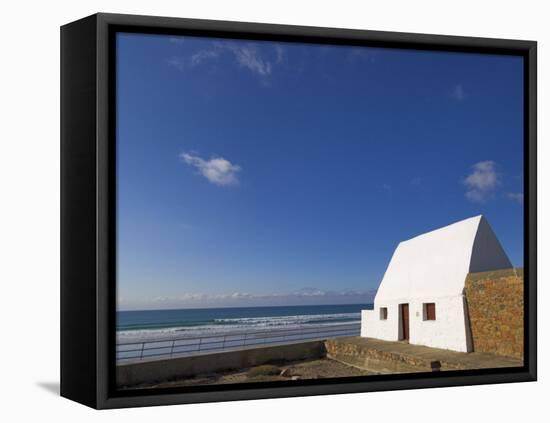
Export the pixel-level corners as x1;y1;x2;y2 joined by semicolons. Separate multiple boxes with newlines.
423;303;436;321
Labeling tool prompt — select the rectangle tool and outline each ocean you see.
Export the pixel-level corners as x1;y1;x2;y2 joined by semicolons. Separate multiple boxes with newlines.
117;303;372;345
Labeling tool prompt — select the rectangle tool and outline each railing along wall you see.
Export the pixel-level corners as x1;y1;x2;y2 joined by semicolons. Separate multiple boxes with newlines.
116;323;360;362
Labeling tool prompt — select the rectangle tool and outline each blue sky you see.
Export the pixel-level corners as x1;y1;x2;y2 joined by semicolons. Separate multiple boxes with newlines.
116;33;524;311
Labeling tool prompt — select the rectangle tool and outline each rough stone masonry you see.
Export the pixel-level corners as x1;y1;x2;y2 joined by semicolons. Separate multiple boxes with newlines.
464;268;524;359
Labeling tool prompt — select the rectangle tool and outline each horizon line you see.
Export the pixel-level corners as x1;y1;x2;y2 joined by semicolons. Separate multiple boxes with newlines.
117;302;374;313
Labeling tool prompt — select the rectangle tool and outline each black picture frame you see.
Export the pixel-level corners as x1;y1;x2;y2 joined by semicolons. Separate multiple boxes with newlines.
60;12;537;409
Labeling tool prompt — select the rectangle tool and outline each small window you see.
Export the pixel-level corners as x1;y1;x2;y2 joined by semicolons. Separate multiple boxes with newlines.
380;307;388;320
424;303;436;321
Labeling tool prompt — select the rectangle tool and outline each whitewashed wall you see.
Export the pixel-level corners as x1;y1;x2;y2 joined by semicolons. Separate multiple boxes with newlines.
362;296;471;352
361;306;399;341
408;296;471;352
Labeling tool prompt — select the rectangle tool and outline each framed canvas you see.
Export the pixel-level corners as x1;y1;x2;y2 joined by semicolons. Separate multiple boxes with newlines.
60;12;537;409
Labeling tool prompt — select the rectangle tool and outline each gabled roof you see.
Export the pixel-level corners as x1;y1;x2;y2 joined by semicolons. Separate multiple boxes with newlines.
375;215;512;302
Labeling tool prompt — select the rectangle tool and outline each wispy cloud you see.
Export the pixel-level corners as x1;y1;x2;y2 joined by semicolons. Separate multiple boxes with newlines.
464;160;499;203
452;84;466;101
167;49;220;70
169;36;186;45
275;44;286;64
121;287;377;310
507;192;524;204
167;57;187;71
168;41;286;78
190;50;220;66
181;152;241;186
222;42;272;76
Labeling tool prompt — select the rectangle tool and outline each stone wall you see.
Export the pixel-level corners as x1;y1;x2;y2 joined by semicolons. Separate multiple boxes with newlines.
325;337;440;374
464;268;524;359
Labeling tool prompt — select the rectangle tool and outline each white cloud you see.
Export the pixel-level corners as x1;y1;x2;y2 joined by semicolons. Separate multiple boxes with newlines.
507;192;524;204
169;41;285;78
452;84;466;101
464;160;499;203
231;292;252;299
181;152;241;186
465;190;486;203
121;288;377;310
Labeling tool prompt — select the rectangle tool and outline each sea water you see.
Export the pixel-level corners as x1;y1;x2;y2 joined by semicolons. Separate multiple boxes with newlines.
117;303;372;345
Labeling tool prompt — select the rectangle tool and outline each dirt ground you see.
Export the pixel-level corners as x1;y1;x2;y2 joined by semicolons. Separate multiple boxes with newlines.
128;358;375;389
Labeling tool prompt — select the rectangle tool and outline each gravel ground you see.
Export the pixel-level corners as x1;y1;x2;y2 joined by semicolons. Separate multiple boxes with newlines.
128;358;375;389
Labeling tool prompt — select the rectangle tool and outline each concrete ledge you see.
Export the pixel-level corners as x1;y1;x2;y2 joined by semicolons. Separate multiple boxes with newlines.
326;337;438;373
325;337;522;374
117;341;326;387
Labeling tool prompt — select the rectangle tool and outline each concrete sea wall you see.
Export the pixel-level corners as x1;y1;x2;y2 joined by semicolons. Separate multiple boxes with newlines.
464;268;524;359
117;341;326;387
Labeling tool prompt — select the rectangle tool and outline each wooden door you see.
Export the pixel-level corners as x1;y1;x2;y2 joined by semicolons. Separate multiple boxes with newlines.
401;304;410;341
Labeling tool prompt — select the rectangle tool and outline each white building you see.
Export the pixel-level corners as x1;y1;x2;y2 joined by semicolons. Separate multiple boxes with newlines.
360;215;512;352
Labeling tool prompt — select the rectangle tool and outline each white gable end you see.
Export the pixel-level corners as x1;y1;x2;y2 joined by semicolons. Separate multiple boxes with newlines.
375;215;511;302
